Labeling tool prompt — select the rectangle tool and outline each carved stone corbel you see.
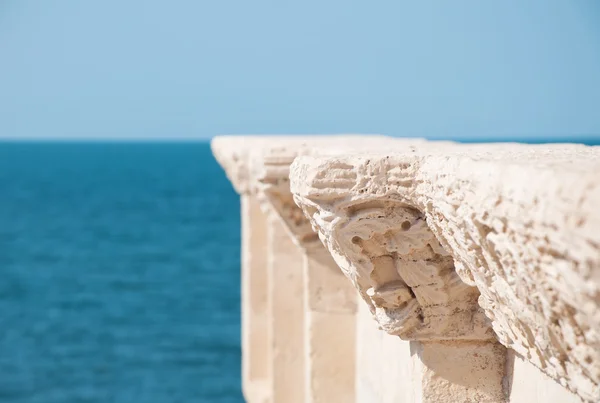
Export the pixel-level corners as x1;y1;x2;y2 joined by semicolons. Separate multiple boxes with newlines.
291;160;493;341
253;146;321;249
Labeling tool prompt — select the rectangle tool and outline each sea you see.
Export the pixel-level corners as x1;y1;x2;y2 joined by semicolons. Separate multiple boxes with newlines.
0;142;242;402
0;138;598;403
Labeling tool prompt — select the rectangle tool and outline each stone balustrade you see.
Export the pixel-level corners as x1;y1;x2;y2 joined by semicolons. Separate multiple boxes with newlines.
212;135;600;403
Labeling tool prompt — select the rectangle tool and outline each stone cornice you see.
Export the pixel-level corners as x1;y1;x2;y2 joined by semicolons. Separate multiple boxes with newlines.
212;135;425;249
290;143;600;402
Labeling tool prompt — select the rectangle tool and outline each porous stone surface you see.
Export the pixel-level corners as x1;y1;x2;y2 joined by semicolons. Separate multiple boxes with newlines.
290;142;600;402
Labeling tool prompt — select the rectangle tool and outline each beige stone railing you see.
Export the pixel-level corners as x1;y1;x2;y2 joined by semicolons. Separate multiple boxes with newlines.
212;136;600;403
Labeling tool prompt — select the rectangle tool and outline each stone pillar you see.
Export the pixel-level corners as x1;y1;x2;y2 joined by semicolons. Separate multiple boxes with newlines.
355;301;421;403
267;214;305;403
290;142;600;403
240;195;271;403
303;246;356;403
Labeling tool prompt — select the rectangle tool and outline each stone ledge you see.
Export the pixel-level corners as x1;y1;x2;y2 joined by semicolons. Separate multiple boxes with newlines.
290;142;600;402
211;135;427;246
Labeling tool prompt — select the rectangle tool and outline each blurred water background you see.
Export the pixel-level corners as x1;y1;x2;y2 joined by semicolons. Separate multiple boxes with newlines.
0;142;241;402
0;137;598;403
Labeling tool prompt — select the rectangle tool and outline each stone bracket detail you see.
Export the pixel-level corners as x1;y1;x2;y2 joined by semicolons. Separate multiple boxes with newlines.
297;195;493;341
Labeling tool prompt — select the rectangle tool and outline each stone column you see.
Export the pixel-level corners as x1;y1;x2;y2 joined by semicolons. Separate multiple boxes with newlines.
266;213;305;402
291;142;600;403
303;246;356;403
355;301;421;403
240;195;271;403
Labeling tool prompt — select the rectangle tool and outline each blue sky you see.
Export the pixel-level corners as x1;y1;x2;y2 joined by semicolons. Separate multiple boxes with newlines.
1;1;599;140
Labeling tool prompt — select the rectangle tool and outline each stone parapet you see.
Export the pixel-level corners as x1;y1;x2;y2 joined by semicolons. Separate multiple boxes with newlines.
290;141;600;402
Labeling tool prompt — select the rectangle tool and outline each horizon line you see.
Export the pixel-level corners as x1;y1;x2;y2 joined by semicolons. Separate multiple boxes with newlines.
0;133;598;143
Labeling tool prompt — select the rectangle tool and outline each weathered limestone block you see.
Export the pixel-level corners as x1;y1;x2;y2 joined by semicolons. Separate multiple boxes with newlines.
290;142;600;402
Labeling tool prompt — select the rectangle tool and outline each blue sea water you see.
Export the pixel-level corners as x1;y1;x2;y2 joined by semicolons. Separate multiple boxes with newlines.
0;142;242;403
